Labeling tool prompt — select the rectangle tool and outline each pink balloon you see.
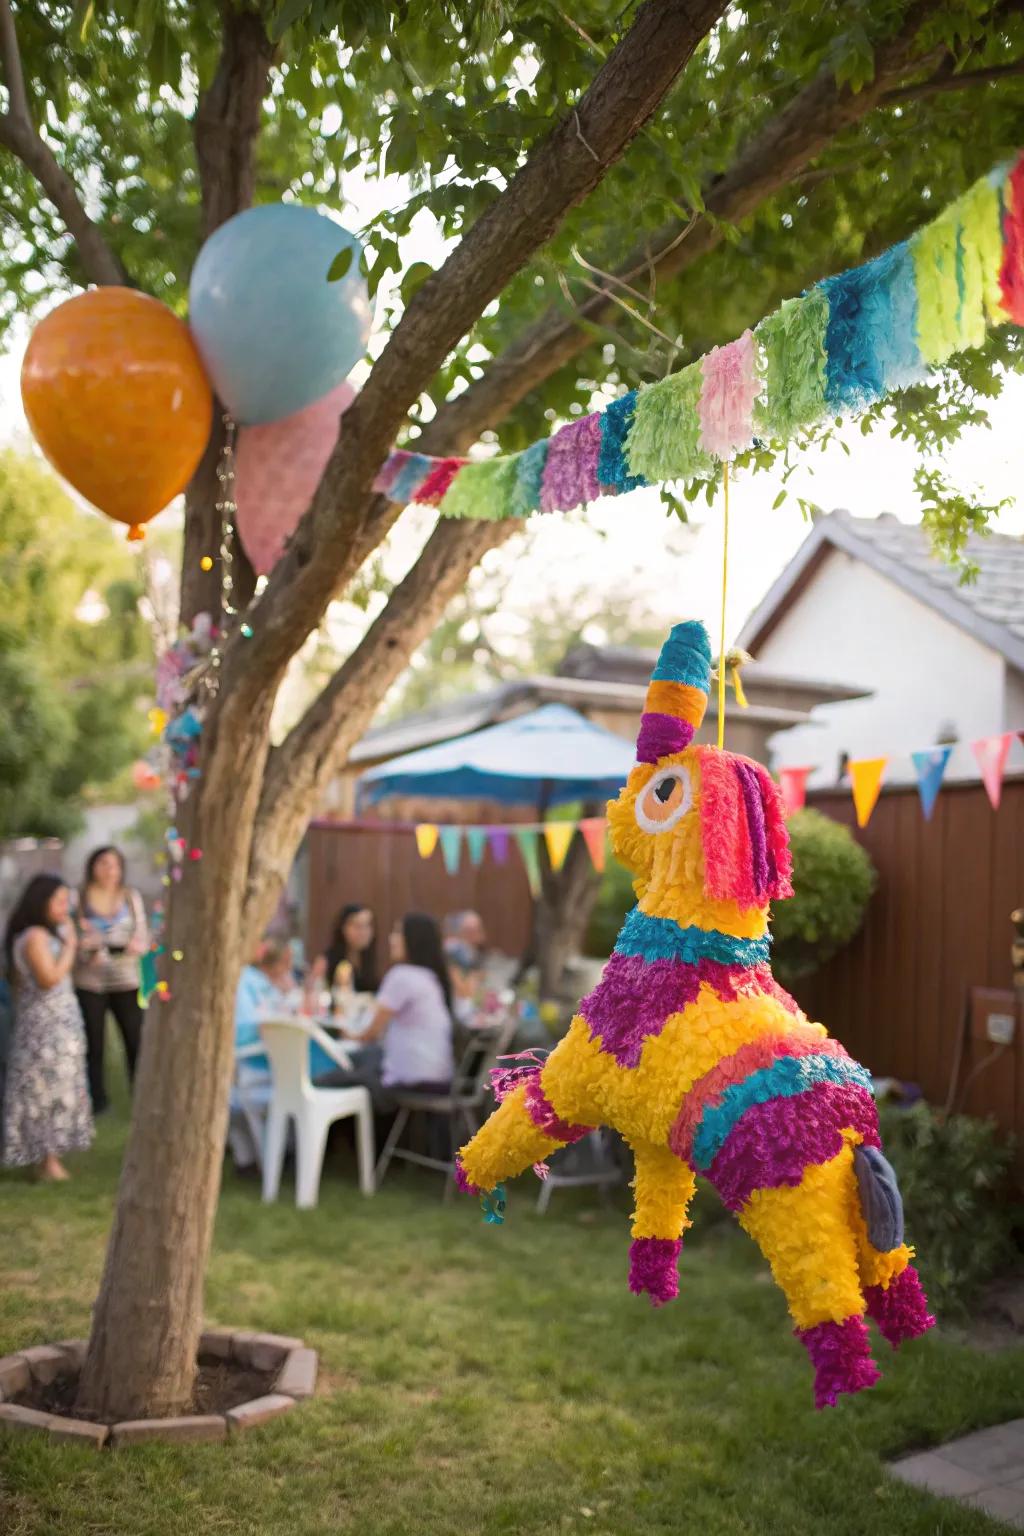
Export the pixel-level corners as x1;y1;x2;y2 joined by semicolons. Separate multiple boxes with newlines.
235;380;355;574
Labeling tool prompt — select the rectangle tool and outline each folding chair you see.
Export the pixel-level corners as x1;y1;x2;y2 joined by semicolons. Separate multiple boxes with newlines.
374;1013;519;1197
229;1040;273;1171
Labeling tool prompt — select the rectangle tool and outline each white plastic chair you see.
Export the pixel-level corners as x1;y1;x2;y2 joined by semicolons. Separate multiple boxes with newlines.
259;1018;375;1207
229;1041;273;1171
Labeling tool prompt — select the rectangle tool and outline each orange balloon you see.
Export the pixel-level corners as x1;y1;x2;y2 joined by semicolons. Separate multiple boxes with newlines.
21;288;213;539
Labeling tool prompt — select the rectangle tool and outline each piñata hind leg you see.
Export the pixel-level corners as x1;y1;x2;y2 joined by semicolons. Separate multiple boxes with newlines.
628;1141;697;1306
737;1148;880;1408
853;1217;935;1349
457;1080;594;1197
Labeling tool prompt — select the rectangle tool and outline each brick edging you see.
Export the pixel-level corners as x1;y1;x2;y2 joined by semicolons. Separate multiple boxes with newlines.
0;1330;318;1450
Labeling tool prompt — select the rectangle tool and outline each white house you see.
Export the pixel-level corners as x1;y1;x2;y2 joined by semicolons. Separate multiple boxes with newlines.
737;509;1024;786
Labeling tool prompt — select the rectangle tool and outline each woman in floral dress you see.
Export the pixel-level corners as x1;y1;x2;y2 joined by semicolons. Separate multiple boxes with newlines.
2;874;93;1180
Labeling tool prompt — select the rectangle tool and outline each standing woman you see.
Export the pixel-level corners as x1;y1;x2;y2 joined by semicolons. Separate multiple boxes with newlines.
73;846;149;1112
2;874;93;1180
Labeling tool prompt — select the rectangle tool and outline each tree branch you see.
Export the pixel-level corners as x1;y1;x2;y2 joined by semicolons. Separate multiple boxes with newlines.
880;58;1024;105
242;515;519;942
0;0;125;286
223;0;727;714
180;7;275;627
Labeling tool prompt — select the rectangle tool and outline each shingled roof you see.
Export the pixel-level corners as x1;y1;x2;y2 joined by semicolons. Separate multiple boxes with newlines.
738;509;1024;673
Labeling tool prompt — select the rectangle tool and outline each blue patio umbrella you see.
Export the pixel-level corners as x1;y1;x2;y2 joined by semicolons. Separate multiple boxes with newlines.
358;703;635;809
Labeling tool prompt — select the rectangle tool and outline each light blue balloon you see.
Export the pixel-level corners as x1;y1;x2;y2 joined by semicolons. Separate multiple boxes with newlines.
188;203;372;425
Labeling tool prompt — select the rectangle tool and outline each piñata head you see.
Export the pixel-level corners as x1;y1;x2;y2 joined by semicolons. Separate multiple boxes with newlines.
608;619;793;920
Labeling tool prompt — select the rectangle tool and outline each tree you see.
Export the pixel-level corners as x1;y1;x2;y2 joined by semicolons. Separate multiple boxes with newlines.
1;0;1022;1421
0;451;152;837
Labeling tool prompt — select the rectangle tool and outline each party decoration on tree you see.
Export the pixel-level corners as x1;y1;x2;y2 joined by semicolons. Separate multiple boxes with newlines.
131;760;162;793
971;732;1014;809
779;765;812;817
370;151;1024;521
21;288;213;540
456;621;933;1409
235;380;355;574
849;758;888;828
188;204;371;425
911;747;952;821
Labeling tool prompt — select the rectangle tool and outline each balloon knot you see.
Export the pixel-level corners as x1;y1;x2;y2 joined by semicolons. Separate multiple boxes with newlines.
127;524;146;542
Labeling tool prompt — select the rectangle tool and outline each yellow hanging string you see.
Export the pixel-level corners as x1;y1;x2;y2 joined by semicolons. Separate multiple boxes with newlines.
717;461;730;750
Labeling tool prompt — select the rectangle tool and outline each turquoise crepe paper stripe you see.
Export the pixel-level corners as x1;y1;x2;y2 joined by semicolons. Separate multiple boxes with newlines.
691;1053;874;1170
613;908;771;968
598;390;648;494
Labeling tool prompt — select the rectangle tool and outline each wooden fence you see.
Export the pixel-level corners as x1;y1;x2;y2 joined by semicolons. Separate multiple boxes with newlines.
305;820;533;978
795;776;1024;1168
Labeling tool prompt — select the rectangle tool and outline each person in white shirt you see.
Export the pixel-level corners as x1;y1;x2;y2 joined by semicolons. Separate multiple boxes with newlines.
316;912;454;1106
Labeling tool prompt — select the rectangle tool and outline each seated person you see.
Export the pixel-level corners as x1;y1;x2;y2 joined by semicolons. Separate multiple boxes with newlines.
310;903;378;1005
314;912;454;1109
443;909;488;1026
228;940;294;1172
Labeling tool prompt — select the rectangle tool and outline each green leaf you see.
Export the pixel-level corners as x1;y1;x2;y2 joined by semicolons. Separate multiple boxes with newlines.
272;0;312;42
70;0;97;47
326;245;354;282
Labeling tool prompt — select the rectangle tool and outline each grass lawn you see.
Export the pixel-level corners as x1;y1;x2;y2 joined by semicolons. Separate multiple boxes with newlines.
2;1072;1023;1536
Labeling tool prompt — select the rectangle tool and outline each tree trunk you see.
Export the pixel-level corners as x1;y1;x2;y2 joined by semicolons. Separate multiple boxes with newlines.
535;833;603;1000
77;684;273;1419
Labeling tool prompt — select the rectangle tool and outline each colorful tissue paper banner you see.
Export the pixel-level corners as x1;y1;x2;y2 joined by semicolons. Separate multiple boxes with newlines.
544;823;575;872
579;817;607;873
911;746;952;821
439;826;462;875
415;823;439;860
971;733;1013;809
367;152;1023;523
516;829;542;897
466;828;488;868
849;758;887;828
778;766;812;817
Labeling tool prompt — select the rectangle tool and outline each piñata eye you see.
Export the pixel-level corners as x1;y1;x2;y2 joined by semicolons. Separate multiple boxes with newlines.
635;767;692;833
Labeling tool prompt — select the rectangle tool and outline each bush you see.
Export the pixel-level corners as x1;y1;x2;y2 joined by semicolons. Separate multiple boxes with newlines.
770;808;876;986
878;1101;1021;1315
585;854;635;957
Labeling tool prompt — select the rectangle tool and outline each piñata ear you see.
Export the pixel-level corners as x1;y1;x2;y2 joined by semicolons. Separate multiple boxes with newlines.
699;750;793;909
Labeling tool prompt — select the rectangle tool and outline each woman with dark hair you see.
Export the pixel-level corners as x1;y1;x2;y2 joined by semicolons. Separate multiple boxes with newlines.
320;904;378;997
315;912;454;1104
2;874;93;1179
73;846;149;1112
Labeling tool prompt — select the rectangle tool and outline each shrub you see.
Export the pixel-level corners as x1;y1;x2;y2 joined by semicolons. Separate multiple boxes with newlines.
878;1100;1020;1315
585;854;635;957
770;808;876;986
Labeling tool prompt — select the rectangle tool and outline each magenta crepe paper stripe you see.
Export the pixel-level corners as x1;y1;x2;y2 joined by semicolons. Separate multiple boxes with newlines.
523;1076;591;1143
705;1080;879;1211
540;414;603;513
580;952;799;1070
636;712;693;764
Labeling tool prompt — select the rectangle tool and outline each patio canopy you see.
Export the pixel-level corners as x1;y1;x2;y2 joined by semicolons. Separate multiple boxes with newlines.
358;703;636;809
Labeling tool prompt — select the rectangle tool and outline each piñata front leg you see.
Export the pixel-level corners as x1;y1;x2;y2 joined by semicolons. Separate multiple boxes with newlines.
628;1141;697;1307
457;1074;594;1199
738;1148;880;1409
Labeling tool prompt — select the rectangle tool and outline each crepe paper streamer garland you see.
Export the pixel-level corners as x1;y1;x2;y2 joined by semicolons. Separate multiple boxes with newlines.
369;151;1024;522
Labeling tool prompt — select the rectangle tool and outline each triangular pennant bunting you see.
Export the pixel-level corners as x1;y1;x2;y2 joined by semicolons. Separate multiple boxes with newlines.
849;757;887;828
466;828;488;867
911;746;952;821
414;823;439;860
438;826;462;876
543;822;575;872
488;827;510;863
778;766;812;817
515;829;542;897
972;733;1013;809
579;817;607;873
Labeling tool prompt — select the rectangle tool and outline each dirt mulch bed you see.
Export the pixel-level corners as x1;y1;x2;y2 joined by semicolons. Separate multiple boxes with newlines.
13;1360;277;1426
